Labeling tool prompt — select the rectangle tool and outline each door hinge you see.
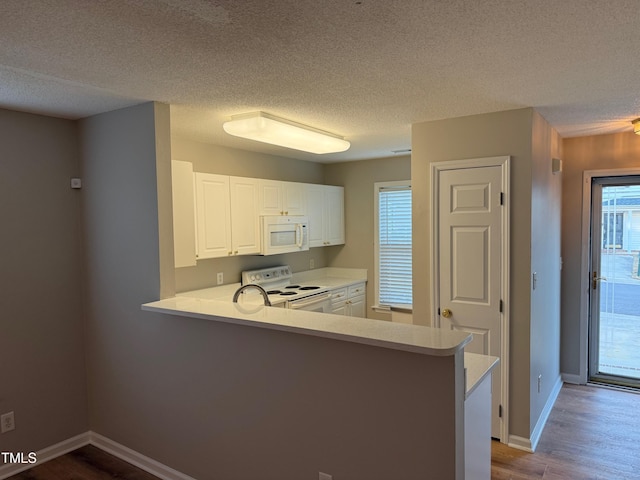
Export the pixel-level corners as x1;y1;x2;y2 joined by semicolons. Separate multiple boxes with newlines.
437;307;441;316
500;192;504;205
499;404;503;418
499;299;503;313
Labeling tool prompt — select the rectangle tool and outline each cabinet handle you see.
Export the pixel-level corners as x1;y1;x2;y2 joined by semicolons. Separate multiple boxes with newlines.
234;250;238;255
285;211;288;215
228;251;232;256
280;211;284;215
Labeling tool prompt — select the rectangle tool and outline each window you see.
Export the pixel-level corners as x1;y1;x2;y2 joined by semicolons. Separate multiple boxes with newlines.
375;181;412;308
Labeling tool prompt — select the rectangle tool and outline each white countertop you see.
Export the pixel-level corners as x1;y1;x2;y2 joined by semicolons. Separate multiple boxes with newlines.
142;295;471;356
464;352;499;398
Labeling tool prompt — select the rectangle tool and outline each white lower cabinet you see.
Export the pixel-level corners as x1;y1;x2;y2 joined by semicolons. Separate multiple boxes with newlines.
330;282;366;317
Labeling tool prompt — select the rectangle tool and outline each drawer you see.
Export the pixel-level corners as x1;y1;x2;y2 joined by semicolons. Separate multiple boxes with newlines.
330;287;347;305
347;283;365;298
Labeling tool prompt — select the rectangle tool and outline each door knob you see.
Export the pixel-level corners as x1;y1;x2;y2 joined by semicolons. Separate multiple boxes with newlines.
592;271;607;290
442;308;452;318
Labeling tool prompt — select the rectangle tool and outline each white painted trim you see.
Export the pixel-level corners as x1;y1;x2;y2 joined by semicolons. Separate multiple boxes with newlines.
0;431;196;480
0;432;90;479
507;376;563;453
507;434;533;452
430;156;511;445
529;376;563;452
89;432;197;480
579;168;640;385
561;372;585;384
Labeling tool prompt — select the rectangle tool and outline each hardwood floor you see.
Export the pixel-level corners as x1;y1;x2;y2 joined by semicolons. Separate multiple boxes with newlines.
7;384;639;479
492;383;640;479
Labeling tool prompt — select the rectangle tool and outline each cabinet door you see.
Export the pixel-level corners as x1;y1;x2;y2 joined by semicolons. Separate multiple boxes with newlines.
171;161;196;267
306;184;325;247
230;177;261;255
347;283;366;317
194;173;232;259
258;179;283;215
324;185;345;246
283;181;307;215
348;296;366;318
332;305;348;316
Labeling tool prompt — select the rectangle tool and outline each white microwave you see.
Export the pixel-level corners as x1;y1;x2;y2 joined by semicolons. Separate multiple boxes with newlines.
260;216;309;255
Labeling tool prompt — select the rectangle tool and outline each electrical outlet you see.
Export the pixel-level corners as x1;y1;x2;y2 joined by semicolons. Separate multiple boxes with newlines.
310;259;315;270
538;374;542;393
319;473;332;480
1;411;15;433
217;272;223;285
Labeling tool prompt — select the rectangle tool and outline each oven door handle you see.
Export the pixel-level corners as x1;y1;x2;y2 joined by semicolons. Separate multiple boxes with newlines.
289;292;331;309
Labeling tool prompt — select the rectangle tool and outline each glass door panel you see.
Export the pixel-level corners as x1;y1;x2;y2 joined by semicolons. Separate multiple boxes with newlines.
590;178;640;387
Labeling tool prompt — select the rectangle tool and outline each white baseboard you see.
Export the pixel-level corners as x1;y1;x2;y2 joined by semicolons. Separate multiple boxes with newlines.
89;432;197;480
507;434;534;452
0;432;90;479
0;431;195;480
561;372;585;384
529;376;563;451
507;376;563;453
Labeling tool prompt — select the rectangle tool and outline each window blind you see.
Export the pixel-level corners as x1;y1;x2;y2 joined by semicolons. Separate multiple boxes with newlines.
378;185;412;306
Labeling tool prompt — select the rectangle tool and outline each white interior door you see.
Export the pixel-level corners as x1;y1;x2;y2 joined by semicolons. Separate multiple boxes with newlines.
433;158;509;441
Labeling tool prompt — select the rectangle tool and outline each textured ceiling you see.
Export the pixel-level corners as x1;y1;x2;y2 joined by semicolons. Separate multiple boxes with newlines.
1;0;639;162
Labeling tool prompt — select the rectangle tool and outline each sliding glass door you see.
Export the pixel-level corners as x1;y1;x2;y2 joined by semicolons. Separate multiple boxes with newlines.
589;177;640;387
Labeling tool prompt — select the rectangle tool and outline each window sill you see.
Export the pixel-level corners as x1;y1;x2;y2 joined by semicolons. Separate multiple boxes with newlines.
372;305;413;314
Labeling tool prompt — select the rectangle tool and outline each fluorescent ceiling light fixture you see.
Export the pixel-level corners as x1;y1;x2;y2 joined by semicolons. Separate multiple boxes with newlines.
223;112;350;154
633;118;640;135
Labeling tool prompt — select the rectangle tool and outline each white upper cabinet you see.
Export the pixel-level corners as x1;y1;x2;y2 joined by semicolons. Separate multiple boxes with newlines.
258;179;306;216
194;173;232;259
171;161;197;268
306;184;325;247
306;184;345;247
324;185;345;246
183;169;343;261
194;173;261;259
229;176;261;256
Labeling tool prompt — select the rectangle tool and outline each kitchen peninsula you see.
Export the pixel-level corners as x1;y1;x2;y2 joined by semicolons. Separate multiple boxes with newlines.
142;268;498;479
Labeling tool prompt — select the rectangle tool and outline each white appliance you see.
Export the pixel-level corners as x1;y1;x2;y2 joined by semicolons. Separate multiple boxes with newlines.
260;216;309;255
240;265;331;313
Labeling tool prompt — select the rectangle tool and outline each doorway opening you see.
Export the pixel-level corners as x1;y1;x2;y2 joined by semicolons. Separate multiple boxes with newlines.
589;176;640;389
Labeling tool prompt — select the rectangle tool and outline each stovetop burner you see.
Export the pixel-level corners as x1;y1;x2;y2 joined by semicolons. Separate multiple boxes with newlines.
240;266;329;305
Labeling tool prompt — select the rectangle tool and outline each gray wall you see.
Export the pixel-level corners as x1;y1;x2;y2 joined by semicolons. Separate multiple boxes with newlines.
561;133;640;378
171;137;330;292
0;108;88;453
411;108;562;442
324;155;411;320
529;111;562;431
80;102;464;479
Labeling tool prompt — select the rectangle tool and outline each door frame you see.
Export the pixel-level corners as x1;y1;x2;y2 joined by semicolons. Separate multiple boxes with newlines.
430;155;510;444
579;168;640;384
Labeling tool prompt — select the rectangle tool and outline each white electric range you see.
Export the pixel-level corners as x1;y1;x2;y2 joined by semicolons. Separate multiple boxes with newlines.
240;265;332;313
